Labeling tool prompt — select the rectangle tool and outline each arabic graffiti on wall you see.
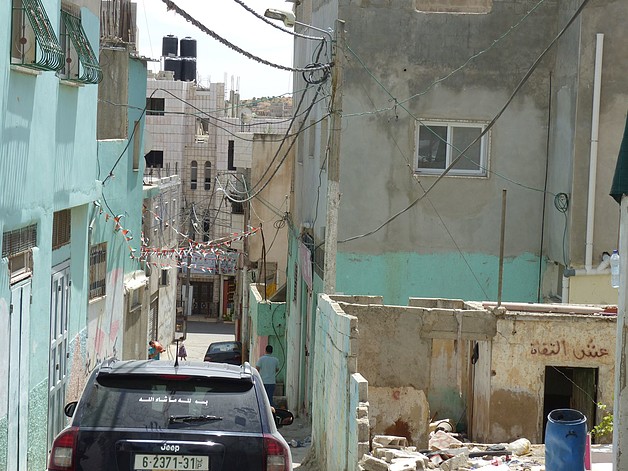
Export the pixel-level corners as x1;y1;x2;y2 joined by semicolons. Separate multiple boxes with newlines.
529;338;609;359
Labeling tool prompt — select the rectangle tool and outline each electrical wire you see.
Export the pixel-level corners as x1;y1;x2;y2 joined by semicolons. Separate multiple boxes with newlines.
100;88;331;143
102;89;157;185
219;82;327;202
160;0;332;73
339;0;592;244
343;0;552;118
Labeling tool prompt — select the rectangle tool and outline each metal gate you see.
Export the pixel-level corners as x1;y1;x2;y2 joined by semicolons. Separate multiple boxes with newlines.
8;279;31;471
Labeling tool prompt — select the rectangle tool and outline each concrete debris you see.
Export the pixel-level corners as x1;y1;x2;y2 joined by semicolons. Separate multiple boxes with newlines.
373;435;409;449
429;430;463;450
361;433;546;471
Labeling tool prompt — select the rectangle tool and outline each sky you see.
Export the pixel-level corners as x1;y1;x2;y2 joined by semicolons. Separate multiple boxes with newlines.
135;0;295;99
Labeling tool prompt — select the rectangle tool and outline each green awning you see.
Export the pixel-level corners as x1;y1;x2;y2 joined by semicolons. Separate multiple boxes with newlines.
610;114;628;204
11;0;64;71
61;10;102;84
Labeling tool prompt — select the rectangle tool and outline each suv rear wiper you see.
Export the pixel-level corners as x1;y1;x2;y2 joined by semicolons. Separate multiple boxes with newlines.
169;415;223;424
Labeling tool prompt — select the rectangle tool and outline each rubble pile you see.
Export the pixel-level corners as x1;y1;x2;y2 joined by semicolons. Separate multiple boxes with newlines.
359;432;546;471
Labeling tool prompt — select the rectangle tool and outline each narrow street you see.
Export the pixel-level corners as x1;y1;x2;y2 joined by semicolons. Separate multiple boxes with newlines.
163;318;313;469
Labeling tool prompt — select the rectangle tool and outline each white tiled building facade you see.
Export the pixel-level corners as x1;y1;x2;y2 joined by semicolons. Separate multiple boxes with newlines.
144;69;290;319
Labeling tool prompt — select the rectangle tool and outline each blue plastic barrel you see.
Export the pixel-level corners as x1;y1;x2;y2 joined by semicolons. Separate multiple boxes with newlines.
545;408;587;471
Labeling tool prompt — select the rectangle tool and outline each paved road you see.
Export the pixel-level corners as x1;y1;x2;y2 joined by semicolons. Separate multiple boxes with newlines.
177;320;236;361
162;319;312;468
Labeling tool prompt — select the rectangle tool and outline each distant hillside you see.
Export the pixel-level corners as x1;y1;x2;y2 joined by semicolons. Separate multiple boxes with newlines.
241;96;293;118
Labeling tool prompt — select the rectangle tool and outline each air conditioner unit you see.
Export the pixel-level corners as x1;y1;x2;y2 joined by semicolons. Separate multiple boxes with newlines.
9;250;33;283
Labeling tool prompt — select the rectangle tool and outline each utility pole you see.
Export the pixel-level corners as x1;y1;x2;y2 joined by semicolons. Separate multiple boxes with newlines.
323;20;345;294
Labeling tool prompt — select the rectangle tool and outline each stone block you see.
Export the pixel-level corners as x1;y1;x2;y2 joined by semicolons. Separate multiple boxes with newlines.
439;453;469;471
358;442;371;461
357;405;369;419
372;435;408;449
358;418;370;442
389;458;416;471
361;455;390;471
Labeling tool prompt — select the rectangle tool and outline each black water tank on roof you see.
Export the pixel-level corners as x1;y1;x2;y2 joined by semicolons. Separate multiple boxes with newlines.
164;57;182;81
162;35;178;57
181;58;197;82
180;37;197;58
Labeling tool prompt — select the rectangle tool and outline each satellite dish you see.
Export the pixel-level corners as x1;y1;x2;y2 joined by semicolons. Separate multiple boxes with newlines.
240;108;253;125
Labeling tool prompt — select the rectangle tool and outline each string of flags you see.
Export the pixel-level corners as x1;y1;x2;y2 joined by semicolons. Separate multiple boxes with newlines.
94;201;140;261
94;201;260;272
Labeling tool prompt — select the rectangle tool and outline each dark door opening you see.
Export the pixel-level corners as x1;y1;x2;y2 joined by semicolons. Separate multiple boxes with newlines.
191;281;214;317
543;366;597;442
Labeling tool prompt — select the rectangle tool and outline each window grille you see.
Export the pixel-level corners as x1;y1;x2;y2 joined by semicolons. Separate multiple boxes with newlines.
52;209;71;250
2;224;37;258
191;161;197;190
146;97;165;116
59;8;102;83
10;0;64;71
89;242;107;299
292;263;298;302
3;225;37;282
227;141;236;170
204;162;211;190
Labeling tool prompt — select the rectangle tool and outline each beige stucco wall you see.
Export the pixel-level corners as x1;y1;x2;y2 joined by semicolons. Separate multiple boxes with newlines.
486;312;616;443
248;134;294;288
568;273;618;305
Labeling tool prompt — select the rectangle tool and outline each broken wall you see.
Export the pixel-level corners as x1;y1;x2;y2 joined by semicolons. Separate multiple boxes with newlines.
311;295;360;471
340;298;496;447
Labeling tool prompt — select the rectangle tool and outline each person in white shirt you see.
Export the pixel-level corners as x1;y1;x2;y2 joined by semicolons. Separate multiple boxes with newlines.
256;345;279;406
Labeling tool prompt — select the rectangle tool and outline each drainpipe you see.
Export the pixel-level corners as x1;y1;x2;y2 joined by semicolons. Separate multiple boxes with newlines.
584;33;604;271
563;34;605;303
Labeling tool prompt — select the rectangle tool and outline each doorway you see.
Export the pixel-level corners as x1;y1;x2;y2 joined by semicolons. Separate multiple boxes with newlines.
543;366;597;441
8;280;31;471
48;263;70;451
191;281;214;317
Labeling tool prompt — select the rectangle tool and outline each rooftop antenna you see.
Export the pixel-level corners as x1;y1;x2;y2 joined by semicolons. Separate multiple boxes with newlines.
174;336;184;367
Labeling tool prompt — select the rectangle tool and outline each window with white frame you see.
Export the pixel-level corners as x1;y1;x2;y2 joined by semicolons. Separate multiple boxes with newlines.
416;121;488;176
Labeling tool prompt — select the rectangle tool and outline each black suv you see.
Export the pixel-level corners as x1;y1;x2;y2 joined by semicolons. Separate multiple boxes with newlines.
48;359;293;471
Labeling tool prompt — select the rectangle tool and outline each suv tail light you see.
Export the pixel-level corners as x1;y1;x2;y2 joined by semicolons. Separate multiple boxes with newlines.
263;434;290;471
48;427;78;470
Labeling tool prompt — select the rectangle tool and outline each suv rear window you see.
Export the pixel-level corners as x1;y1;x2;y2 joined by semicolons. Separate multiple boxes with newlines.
78;374;262;432
209;342;240;353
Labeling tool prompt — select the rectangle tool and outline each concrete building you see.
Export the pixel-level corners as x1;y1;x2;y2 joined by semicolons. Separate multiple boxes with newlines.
310;295;616;470
285;0;628;415
144;59;291;330
0;0;164;467
142;173;182;347
0;0;103;468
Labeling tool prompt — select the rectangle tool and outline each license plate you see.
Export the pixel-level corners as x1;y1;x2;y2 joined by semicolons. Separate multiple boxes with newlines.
134;454;209;470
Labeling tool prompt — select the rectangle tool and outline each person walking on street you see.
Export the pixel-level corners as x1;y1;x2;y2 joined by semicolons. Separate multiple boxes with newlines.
178;341;187;361
148;340;164;360
256;345;279;406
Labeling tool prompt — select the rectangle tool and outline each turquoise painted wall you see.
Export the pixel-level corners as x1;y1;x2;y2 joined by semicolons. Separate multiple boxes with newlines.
249;286;287;385
337;251;543;305
0;0;110;467
86;53;146;363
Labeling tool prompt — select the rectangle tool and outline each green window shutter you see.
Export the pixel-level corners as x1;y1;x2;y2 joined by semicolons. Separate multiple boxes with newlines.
61;10;102;84
11;0;64;71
